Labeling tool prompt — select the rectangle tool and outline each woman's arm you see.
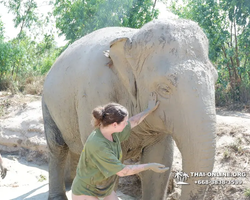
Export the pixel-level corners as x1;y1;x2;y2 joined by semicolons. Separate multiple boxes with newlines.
116;163;169;177
129;92;159;129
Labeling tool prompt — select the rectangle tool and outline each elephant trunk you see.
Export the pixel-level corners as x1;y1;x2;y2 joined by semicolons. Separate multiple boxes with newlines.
166;66;217;199
174;109;216;200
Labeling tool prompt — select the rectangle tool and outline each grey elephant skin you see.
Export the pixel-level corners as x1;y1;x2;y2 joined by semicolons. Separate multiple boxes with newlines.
42;19;218;200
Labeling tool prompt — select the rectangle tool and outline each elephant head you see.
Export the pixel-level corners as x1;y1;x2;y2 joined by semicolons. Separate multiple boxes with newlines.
108;19;217;199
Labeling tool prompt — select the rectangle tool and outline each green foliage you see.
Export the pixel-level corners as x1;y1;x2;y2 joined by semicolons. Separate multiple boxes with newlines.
0;39;25;80
1;0;39;37
37;174;47;182
0;41;11;78
120;0;159;28
0;30;59;92
40;48;61;75
223;149;230;160
0;0;62;93
53;0;159;43
245;189;250;197
170;0;250;106
0;0;160;94
0;17;5;40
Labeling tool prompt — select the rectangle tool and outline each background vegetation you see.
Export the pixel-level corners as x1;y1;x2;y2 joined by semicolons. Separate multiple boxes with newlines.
0;0;158;94
0;0;249;108
169;0;250;107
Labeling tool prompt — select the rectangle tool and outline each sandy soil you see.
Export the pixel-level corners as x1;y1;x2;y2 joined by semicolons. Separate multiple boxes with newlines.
0;93;250;200
0;154;135;200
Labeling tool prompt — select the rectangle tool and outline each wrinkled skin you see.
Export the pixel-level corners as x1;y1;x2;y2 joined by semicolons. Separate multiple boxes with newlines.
0;154;7;179
42;19;217;200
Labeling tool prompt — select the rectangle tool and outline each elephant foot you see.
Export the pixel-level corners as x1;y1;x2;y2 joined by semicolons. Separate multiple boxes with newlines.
1;167;7;179
48;193;68;200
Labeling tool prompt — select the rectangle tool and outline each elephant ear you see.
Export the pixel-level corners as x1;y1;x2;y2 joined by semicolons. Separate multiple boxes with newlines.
106;37;137;106
110;37;132;48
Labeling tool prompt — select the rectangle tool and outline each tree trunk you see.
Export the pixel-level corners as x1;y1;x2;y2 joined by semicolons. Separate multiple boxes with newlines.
234;19;241;82
153;0;157;10
15;64;19;81
18;5;32;38
11;64;15;77
222;46;234;88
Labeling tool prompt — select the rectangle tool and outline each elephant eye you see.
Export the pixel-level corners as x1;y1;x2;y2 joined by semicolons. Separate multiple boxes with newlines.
157;84;171;97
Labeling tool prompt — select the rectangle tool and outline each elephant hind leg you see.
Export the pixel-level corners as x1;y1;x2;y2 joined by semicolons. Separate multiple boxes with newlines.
64;151;80;190
42;100;69;200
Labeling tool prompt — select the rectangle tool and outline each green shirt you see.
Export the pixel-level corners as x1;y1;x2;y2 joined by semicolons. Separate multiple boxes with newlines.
72;121;131;197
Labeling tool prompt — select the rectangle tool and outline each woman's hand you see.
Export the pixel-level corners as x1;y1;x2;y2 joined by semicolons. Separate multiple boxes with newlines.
128;92;160;129
117;163;169;177
146;163;169;173
147;92;160;112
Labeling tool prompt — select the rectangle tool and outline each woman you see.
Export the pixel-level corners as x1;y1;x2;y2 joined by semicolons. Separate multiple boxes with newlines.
72;93;169;200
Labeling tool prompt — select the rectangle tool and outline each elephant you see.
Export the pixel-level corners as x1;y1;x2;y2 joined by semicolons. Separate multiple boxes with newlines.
0;153;7;179
42;18;217;200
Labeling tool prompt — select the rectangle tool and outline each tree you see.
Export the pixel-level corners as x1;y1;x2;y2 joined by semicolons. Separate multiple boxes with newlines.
0;17;4;40
0;1;60;79
120;0;159;28
52;0;159;43
1;0;39;38
170;0;250;105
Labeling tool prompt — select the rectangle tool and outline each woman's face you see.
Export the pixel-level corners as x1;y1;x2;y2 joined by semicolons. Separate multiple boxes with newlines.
115;116;128;132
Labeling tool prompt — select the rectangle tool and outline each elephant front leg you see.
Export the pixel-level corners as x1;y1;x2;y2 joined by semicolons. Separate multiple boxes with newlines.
140;134;173;200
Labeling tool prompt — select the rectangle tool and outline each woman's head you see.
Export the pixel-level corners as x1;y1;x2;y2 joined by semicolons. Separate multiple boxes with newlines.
91;103;128;128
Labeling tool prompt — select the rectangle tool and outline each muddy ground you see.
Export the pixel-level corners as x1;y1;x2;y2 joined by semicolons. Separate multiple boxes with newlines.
0;93;250;200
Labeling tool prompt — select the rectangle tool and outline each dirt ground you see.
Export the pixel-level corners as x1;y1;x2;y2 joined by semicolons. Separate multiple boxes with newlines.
0;92;250;200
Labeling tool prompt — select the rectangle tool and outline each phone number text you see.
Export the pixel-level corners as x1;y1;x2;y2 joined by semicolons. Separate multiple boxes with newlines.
195;180;243;185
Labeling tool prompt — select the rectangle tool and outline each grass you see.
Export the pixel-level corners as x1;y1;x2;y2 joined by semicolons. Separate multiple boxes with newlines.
222;139;245;162
245;189;250;197
19;75;45;95
0;99;10;117
0;75;45;95
37;174;47;182
223;149;230;159
228;139;244;155
0;104;4;117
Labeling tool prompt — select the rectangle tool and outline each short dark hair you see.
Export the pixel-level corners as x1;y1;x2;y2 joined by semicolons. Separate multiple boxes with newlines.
91;102;128;128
